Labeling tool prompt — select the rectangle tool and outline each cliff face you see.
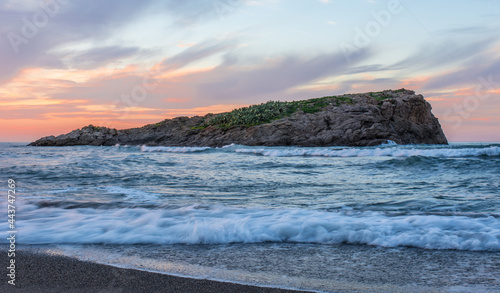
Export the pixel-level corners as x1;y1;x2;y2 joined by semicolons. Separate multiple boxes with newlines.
29;89;448;147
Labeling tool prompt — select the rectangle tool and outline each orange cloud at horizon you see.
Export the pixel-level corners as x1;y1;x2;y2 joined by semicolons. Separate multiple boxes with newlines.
0;60;209;142
0;102;249;142
1;53;499;143
0;118;91;143
0;115;167;143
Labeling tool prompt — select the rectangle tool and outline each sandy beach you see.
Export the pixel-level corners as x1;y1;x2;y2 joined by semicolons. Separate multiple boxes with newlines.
4;245;499;293
1;249;311;293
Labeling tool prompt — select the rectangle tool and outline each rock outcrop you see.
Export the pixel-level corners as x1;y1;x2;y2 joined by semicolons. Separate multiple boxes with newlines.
29;89;448;147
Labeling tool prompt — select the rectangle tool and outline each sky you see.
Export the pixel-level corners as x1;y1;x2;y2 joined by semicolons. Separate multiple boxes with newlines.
0;0;499;142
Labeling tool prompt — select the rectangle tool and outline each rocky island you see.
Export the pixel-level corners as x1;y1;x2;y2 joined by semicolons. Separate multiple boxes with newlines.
29;89;448;147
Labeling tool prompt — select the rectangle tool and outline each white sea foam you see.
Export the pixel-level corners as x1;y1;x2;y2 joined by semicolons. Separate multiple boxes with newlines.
141;145;211;153
235;146;500;158
221;143;236;148
8;204;500;251
99;186;159;200
380;140;397;146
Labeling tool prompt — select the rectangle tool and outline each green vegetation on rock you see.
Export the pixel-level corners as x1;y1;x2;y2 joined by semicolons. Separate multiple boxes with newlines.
370;91;395;101
86;125;102;131
204;101;294;128
181;89;407;130
197;95;358;129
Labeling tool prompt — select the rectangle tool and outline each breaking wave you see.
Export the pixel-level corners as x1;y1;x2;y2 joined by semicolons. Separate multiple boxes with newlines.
8;203;500;251
140;145;212;153
234;146;500;158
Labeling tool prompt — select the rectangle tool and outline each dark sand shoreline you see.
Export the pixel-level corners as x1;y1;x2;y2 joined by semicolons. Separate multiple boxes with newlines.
1;249;312;293
3;246;500;292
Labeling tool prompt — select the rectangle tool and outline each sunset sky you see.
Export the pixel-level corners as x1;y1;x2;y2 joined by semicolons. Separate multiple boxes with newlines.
1;0;499;142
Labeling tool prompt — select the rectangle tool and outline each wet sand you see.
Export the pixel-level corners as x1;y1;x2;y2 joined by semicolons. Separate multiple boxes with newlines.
2;246;499;292
0;249;311;293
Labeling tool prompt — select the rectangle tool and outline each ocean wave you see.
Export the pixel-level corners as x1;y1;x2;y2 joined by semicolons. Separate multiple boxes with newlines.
221;143;236;148
140;145;212;153
98;186;160;200
7;204;500;251
235;146;500;158
380;140;398;146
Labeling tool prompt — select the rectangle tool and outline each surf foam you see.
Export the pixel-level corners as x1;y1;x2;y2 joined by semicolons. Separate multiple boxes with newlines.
141;145;211;153
7;204;500;251
235;146;500;158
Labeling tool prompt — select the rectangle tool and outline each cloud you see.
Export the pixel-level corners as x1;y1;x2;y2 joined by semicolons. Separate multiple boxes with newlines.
436;25;497;36
161;39;239;72
346;64;388;75
2;1;499;142
1;38;373;129
422;59;500;92
156;0;245;25
0;0;153;82
0;0;245;83
64;46;142;70
418;40;500;91
189;49;372;103
388;37;497;75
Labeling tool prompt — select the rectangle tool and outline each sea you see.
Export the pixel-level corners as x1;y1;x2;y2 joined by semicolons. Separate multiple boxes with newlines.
1;142;500;292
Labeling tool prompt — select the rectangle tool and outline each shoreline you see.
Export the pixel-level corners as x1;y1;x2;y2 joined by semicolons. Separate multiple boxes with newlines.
4;246;499;293
1;249;313;293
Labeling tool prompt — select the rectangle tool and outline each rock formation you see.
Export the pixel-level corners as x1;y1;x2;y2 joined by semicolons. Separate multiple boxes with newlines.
29;89;448;147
